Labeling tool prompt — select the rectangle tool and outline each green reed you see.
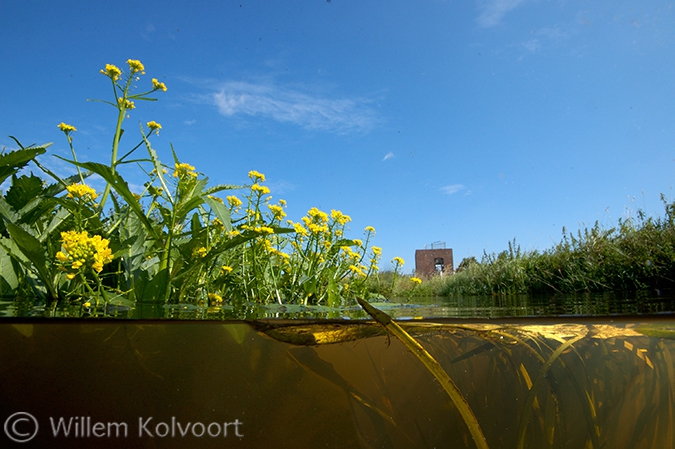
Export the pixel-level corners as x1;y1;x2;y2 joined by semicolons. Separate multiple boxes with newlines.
384;201;675;297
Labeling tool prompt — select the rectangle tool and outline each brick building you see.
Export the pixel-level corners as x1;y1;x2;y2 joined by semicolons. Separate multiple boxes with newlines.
415;248;454;278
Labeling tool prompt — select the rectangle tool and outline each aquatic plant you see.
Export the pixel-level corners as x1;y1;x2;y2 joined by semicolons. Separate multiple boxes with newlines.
0;60;391;311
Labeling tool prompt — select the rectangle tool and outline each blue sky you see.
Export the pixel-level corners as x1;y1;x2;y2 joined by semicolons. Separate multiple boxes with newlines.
1;0;674;271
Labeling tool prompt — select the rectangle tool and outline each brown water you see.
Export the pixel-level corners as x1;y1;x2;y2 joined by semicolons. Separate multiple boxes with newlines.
1;318;674;448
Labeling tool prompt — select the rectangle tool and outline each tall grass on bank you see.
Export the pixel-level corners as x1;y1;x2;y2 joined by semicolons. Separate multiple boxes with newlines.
386;199;675;297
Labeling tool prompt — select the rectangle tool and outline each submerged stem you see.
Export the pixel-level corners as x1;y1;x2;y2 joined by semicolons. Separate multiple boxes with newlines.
356;297;490;449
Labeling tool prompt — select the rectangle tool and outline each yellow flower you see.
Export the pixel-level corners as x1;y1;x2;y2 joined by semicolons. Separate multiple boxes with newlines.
100;64;122;81
152;78;167;92
212;218;224;230
127;59;145;74
411;277;422;285
226;195;243;208
292;222;309;237
146;121;162;134
251;183;270;195
57;122;77;133
308;223;328;234
248;170;265;182
308;207;329;223
117;97;135;110
66;183;98;202
208;292;223;302
173;162;197;178
392;257;405;267
227;229;241;239
252;226;274;234
268;204;286;220
331;210;351;225
364;226;376;235
193;246;208;258
58;230;113;275
371;246;382;256
220;265;234;275
348;265;366;278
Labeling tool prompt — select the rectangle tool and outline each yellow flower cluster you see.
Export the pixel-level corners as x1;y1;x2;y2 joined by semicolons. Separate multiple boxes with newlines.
331;210;351;225
268;204;286;220
220;265;234;275
392;257;405;267
410;277;422;285
57;122;77;133
66;183;98;202
127;59;145;74
340;246;360;261
146;121;162;134
173;162;197;178
152;78;167;92
193;246;208;258
211;218;225;231
100;64;122;81
242;224;274;234
117;97;135;110
300;207;330;235
56;231;113;279
248;170;265;182
364;226;376;235
348;264;368;278
251;184;270;195
291;222;309;237
227;195;243;209
208;292;223;305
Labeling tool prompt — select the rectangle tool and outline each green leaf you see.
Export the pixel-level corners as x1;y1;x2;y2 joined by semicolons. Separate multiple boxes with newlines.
5;174;44;210
65;160;161;242
4;222;57;299
0;143;50;185
133;267;170;303
0;241;19;290
204;196;232;232
204;184;243;195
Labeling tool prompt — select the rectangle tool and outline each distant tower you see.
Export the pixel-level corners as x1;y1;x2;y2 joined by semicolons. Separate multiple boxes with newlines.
415;241;454;278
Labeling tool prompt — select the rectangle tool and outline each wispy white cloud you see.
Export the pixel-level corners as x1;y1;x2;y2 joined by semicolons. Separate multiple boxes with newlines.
521;24;579;52
211;81;379;133
382;152;394;161
440;184;466;195
477;0;529;28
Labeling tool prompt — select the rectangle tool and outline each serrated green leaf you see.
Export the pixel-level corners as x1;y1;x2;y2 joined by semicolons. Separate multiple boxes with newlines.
0;144;50;185
5;174;44;210
204;184;243;195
